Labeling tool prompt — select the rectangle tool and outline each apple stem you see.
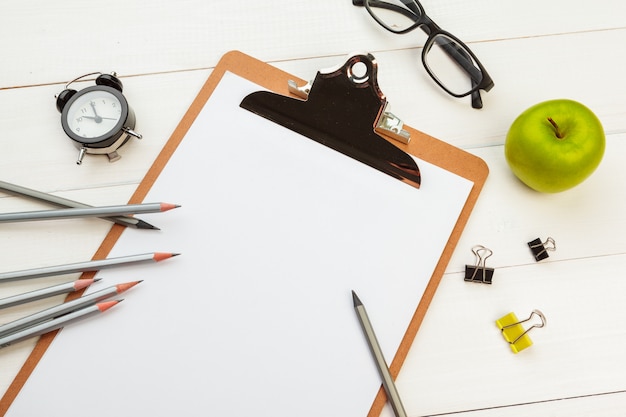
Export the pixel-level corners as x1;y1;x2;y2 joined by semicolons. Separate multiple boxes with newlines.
547;117;564;139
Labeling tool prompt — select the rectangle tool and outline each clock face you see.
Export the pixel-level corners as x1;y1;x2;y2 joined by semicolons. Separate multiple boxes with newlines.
62;86;127;143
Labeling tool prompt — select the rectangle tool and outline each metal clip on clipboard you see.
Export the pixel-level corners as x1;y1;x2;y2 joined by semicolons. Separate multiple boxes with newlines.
239;53;421;189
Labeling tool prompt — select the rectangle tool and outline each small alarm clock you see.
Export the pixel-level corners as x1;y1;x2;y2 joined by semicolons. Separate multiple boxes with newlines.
56;72;142;164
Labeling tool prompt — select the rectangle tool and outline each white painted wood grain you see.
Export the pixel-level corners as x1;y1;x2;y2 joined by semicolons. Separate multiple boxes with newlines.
386;253;626;416
381;390;626;417
1;1;625;88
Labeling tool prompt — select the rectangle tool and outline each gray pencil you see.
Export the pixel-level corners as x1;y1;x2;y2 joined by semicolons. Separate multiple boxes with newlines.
0;202;179;223
352;290;408;417
0;281;140;338
0;278;98;310
0;180;158;230
0;300;122;349
0;252;179;283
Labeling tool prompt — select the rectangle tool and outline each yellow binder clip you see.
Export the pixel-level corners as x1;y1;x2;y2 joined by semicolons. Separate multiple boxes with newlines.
496;310;546;353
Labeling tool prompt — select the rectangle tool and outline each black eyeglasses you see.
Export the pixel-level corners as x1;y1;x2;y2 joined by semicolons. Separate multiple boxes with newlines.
352;0;494;109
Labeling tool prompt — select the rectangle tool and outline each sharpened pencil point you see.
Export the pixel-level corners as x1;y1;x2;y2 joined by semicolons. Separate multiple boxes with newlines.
159;203;181;212
74;279;96;291
352;290;362;308
153;252;179;262
134;219;159;230
96;300;121;312
115;281;142;293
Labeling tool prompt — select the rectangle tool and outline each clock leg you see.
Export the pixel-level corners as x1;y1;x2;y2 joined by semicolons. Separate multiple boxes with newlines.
76;148;87;165
106;151;121;162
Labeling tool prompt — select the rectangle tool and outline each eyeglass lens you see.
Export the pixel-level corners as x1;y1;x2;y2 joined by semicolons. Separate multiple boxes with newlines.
367;0;422;32
366;0;484;96
425;34;483;96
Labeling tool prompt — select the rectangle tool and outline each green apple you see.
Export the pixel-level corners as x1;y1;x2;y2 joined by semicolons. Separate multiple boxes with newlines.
504;99;605;193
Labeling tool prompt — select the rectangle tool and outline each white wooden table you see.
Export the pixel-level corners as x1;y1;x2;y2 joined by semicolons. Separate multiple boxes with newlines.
1;1;625;415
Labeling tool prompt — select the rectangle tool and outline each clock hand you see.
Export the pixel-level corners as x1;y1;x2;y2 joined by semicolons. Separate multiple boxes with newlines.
81;115;118;121
89;102;103;123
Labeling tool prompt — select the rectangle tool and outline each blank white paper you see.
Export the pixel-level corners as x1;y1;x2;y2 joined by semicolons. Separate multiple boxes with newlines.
8;71;473;417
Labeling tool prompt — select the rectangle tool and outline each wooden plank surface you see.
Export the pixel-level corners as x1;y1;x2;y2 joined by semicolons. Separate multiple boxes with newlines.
1;1;625;415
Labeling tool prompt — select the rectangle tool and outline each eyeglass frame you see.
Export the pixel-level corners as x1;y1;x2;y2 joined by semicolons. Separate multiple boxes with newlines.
352;0;494;109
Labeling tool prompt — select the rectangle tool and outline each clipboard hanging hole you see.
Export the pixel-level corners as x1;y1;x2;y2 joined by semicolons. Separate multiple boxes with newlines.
347;60;370;84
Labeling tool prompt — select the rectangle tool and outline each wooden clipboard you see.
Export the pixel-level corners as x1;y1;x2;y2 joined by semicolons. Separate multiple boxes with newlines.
1;50;488;416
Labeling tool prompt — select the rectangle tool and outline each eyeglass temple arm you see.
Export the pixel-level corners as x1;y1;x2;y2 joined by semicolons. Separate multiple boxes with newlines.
470;79;483;109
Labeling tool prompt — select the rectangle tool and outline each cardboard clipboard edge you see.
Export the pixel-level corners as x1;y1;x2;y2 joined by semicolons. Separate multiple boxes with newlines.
369;144;487;417
0;50;488;417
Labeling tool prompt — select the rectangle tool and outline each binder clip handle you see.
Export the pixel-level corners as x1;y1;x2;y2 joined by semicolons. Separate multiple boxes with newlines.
472;244;492;266
464;244;494;284
499;309;546;345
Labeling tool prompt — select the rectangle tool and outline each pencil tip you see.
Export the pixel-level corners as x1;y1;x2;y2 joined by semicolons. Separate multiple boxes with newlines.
351;290;362;307
97;300;121;312
160;203;181;212
134;219;159;230
116;281;142;293
153;252;178;262
75;279;96;291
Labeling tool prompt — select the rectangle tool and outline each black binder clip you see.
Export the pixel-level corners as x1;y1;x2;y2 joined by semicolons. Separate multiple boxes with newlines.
527;237;556;261
240;53;421;190
464;245;494;284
